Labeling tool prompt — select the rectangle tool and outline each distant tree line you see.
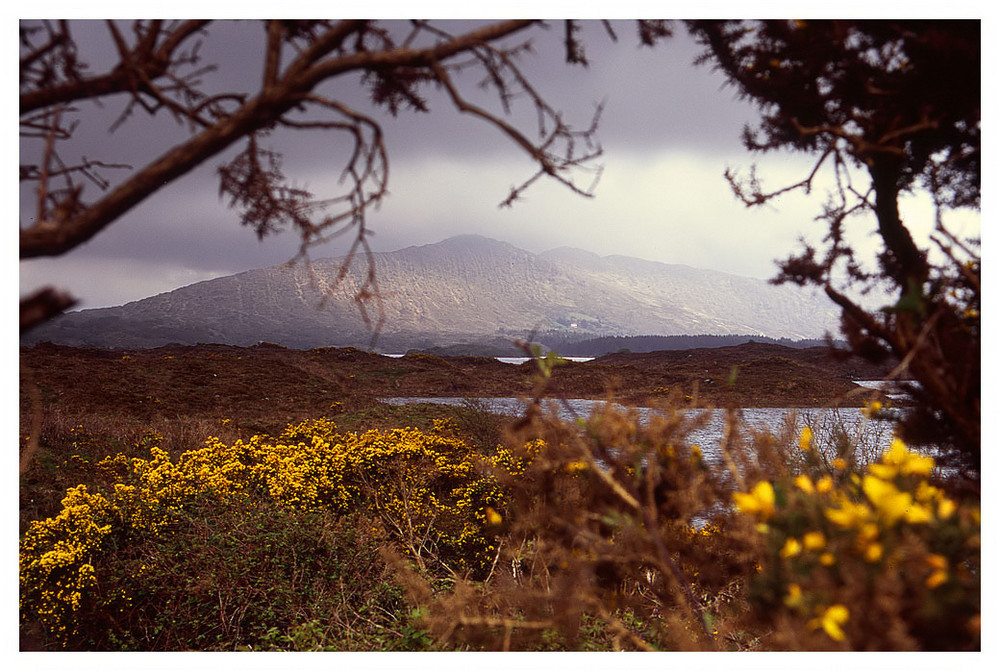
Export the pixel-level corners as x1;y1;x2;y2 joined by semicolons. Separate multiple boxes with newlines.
539;333;838;356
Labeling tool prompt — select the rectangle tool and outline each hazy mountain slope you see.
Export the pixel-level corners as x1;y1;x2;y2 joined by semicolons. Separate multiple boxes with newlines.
23;234;838;349
542;250;835;338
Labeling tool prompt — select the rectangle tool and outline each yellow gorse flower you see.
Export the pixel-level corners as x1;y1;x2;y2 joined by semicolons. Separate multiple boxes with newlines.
861;475;912;524
926;570;949;589
485;507;503;525
783;583;804;608
869;438;935;479
857;522;879;543
925;554;949;589
810;604;850;642
733;481;776;520
825;495;874;529
798;426;814;451
794;474;815;494
862;475;932;525
862;400;883;418
802;531;826;551
780;537;802;558
863;542;883;563
938;498;957;519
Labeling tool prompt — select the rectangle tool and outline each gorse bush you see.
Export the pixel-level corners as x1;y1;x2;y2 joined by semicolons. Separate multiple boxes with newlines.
19;484;110;644
411;401;756;651
20;398;980;651
20;417;525;648
731;435;980;650
394;400;979;651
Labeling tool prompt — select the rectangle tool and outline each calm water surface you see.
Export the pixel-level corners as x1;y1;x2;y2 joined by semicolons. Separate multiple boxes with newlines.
380;397;898;464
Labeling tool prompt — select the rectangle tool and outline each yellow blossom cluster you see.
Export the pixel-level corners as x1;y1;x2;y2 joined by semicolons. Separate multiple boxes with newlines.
861;400;885;419
21;417;533;645
19;486;111;644
490;439;543;477
732;437;979;646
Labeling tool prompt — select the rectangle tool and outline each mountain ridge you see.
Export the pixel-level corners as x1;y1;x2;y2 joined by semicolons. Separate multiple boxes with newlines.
22;235;839;350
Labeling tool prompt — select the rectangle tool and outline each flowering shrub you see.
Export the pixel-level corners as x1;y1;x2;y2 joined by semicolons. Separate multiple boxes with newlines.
410;400;980;652
20;403;981;652
732;434;980;650
434;402;747;652
19;485;111;645
20;417;526;646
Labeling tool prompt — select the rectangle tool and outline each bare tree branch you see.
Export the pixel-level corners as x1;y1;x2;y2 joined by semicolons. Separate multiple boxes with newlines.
20;287;77;333
21;19;616;338
20;20;211;115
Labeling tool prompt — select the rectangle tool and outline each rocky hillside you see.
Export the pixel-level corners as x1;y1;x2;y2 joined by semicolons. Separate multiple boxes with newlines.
22;235;839;350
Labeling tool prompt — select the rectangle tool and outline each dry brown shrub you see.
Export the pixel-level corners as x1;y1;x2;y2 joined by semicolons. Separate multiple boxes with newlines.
400;386;979;652
400;394;763;651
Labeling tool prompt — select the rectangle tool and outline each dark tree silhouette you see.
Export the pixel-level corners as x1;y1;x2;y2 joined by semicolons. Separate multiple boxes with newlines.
687;20;980;467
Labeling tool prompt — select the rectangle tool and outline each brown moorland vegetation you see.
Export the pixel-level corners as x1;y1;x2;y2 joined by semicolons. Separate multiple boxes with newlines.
21;340;977;654
20;340;892;421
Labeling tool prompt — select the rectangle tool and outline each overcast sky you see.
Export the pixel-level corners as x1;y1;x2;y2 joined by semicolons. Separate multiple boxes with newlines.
18;10;985;311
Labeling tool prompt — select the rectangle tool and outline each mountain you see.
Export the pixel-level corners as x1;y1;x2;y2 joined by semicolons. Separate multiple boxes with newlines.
22;234;840;350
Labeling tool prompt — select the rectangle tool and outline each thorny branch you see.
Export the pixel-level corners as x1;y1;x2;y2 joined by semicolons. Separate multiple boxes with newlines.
725;142;834;205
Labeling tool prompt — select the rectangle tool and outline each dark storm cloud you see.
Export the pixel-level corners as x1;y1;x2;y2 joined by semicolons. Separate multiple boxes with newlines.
15;19;773;309
22;26;727;233
284;20;757;165
24;18;749;194
25;17;939;310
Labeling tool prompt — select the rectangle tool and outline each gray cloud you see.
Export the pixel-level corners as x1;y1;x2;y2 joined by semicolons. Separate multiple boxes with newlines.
23;19;960;312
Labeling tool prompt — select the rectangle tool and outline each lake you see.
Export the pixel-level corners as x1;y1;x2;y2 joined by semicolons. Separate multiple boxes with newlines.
381;355;596;365
495;356;596;365
380;396;899;465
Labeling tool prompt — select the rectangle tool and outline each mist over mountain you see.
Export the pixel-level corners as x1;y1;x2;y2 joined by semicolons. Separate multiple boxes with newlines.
22;235;839;350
